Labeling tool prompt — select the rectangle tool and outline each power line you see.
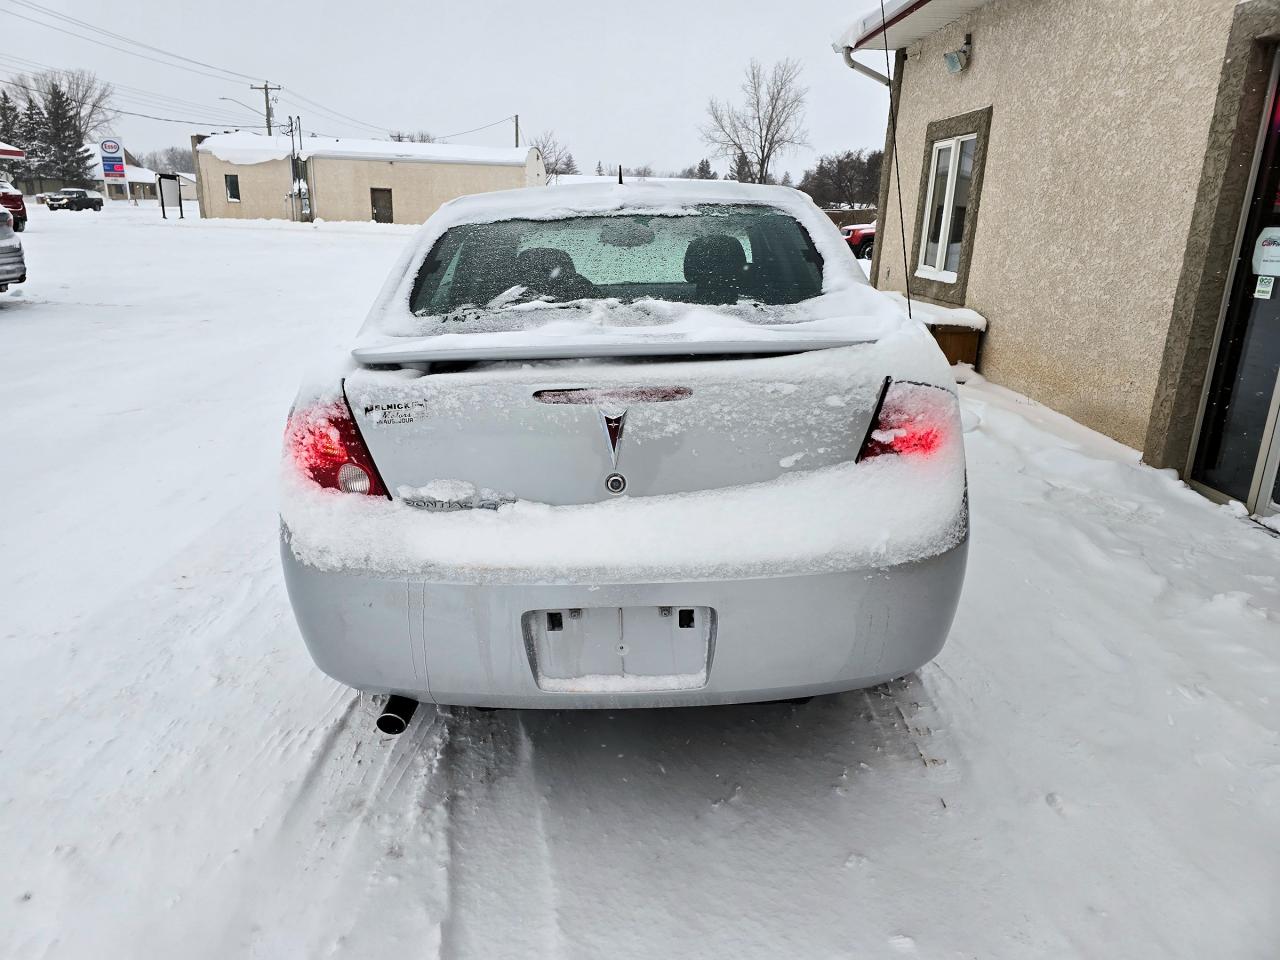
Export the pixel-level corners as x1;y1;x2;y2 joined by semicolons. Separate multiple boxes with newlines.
113;107;266;127
0;15;515;145
0;53;260;122
0;71;253;127
0;78;264;128
277;88;387;134
436;114;516;141
0;7;240;83
3;0;260;83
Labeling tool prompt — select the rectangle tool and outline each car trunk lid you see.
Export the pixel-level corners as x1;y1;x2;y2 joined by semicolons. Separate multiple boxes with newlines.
344;346;885;507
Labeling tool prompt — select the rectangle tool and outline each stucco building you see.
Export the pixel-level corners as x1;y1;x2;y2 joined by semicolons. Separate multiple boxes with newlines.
839;0;1280;519
192;132;544;225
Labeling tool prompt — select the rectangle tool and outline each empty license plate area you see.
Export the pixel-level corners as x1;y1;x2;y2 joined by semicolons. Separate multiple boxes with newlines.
522;606;716;693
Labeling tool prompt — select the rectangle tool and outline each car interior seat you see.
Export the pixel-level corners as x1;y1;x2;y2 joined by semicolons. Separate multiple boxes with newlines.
683;235;748;304
515;247;597;302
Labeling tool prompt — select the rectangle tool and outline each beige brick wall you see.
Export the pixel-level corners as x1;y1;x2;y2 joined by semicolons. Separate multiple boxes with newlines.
195;154;294;221
872;0;1239;449
195;149;544;225
307;156;535;224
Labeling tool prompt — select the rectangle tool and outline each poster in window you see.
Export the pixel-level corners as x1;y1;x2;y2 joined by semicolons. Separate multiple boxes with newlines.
1251;226;1280;276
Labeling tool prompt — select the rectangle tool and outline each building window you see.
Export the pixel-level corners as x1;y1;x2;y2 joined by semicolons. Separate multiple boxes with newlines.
225;174;240;203
909;107;992;305
918;135;976;282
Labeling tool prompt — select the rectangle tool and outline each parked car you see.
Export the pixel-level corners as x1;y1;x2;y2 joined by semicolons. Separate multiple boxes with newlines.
843;221;876;260
0;180;27;231
280;181;967;727
46;188;103;212
0;207;26;291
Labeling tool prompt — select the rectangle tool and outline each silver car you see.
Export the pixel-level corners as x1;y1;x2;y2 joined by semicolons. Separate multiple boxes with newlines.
281;181;967;726
0;208;25;292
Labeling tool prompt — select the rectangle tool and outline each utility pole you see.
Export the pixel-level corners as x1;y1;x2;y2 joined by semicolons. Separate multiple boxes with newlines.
514;114;519;148
250;81;282;134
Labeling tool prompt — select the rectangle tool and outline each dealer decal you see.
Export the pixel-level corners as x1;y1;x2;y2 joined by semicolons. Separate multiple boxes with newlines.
364;400;427;425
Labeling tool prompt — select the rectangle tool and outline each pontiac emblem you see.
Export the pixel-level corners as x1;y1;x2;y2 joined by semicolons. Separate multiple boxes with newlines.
599;408;627;467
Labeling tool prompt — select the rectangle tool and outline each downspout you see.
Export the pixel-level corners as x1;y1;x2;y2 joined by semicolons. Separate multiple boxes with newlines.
840;46;891;86
872;49;906;289
837;43;906;291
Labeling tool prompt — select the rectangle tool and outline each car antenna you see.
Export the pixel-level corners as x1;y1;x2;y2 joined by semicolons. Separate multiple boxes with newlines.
618;164;623;185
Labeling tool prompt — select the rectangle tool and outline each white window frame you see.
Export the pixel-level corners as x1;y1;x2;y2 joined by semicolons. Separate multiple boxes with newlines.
916;133;977;284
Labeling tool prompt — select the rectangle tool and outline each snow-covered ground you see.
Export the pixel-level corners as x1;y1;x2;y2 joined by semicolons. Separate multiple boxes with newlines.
2;202;1278;959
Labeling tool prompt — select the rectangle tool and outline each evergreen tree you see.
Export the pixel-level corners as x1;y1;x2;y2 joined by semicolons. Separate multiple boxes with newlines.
695;158;716;180
0;91;19;148
15;97;51;185
731;152;754;183
781;170;794;187
594;160;604;176
562;153;580;176
43;83;93;183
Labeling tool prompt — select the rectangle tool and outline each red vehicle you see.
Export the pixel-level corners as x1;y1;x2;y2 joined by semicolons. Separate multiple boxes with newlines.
842;222;875;260
0;180;27;232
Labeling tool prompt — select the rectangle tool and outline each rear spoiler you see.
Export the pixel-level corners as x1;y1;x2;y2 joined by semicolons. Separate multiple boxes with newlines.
352;334;873;365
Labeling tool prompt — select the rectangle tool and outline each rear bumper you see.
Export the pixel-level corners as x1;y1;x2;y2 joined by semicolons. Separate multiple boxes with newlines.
0;248;25;284
281;529;968;708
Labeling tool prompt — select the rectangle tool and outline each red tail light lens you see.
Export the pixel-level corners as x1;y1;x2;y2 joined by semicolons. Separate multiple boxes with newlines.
286;399;387;497
857;380;949;462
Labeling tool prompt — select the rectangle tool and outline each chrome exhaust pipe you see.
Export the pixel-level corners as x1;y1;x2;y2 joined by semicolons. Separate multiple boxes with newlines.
376;695;418;735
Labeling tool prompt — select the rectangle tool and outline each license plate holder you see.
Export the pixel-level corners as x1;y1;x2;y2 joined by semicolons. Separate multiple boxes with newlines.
522;605;715;693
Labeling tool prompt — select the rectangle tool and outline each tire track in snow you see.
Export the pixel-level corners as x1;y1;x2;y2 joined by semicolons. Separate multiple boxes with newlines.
436;709;566;960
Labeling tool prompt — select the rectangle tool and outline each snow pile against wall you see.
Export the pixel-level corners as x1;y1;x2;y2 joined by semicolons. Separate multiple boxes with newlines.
880;291;988;331
198;131;533;168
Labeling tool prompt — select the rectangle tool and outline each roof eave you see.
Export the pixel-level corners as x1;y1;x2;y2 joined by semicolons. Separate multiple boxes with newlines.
845;0;993;52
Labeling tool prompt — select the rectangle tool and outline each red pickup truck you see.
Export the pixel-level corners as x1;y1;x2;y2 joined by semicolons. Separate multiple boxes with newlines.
841;222;875;260
0;180;27;232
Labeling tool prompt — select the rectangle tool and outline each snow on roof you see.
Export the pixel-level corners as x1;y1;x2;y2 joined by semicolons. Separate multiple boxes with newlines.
839;0;993;52
198;131;536;168
0;140;24;159
124;163;157;184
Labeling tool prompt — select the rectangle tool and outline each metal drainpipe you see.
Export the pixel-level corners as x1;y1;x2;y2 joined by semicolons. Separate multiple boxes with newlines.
839;45;891;86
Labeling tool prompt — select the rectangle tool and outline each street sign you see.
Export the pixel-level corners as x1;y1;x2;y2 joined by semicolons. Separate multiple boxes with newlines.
100;138;126;181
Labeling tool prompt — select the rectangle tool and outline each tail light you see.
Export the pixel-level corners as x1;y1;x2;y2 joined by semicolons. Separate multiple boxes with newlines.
856;378;948;462
285;398;387;497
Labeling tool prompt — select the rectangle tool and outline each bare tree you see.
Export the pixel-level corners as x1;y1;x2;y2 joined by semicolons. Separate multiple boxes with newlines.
136;145;196;173
532;130;573;181
701;59;808;185
11;69;115;141
389;130;436;143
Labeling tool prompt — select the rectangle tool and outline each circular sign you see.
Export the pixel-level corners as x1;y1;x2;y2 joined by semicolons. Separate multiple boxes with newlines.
101;140;120;154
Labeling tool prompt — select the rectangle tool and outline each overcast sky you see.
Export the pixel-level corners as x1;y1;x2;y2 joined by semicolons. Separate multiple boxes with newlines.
5;0;890;177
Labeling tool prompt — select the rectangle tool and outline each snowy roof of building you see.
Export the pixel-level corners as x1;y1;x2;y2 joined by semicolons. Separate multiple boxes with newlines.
839;0;993;52
0;140;23;159
197;131;537;168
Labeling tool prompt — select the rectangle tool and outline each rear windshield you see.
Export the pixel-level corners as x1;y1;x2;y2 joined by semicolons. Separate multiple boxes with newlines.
409;204;823;320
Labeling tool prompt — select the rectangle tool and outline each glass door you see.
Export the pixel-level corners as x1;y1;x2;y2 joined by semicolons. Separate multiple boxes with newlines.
1191;57;1280;518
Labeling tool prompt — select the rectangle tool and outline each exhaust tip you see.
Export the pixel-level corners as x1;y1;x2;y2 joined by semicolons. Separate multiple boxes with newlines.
376;695;418;735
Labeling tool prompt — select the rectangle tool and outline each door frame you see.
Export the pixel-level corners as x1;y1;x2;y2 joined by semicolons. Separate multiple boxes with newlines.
370;187;393;224
1186;49;1280;516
